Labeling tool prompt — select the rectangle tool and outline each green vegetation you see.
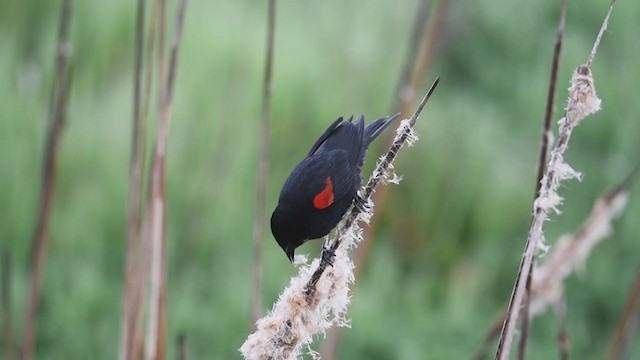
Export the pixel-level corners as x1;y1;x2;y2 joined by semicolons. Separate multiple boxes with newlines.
1;0;638;358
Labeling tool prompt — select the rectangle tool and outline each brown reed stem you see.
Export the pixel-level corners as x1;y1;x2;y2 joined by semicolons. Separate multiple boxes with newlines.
470;310;506;360
251;0;277;329
518;1;568;358
143;0;188;359
120;0;148;358
554;298;570;360
605;271;640;360
2;249;12;360
21;1;73;358
359;0;449;270
125;0;161;354
177;333;188;360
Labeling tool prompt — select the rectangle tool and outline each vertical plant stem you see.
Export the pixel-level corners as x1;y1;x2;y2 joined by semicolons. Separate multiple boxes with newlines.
129;0;146;239
128;2;161;356
21;1;73;359
177;333;187;360
120;0;147;358
390;0;432;113
496;120;576;360
518;1;568;358
535;0;568;199
605;272;640;360
470;311;507;360
251;0;277;328
144;0;167;357
516;286;531;360
2;249;12;360
357;0;449;276
144;0;189;359
555;298;570;360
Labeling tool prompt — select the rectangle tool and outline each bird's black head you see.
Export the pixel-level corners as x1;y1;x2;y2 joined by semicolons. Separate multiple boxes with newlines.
270;203;308;262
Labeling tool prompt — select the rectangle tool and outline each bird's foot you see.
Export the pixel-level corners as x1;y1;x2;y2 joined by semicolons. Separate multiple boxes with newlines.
321;246;336;267
354;194;370;213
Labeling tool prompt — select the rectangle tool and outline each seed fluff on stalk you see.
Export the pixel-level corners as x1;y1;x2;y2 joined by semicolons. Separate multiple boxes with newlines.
496;2;616;357
240;78;439;360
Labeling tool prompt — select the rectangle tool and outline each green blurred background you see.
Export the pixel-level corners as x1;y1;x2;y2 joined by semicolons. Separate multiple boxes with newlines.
1;0;639;358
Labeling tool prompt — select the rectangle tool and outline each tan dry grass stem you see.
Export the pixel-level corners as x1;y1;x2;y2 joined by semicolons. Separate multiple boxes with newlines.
120;0;148;358
143;1;189;359
21;1;74;358
518;1;568;357
252;0;278;329
605;272;640;360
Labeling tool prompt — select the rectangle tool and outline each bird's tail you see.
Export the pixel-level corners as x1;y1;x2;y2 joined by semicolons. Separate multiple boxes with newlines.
364;113;401;147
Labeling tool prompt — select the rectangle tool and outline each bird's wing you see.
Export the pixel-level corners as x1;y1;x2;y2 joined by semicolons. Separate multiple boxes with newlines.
325;149;360;202
306;117;344;157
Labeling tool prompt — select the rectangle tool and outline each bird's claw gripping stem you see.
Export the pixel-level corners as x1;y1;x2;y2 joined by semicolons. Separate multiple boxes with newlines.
321;245;336;267
354;194;370;213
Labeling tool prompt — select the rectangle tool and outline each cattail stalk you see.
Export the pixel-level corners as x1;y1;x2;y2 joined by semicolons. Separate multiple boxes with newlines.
518;1;568;357
496;2;616;358
241;78;439;360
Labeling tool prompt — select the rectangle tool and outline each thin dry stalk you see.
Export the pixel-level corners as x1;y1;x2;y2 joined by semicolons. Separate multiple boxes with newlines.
322;3;437;356
128;0;146;239
534;0;568;199
518;1;568;358
390;0;432;113
358;0;449;270
120;0;148;358
605;271;640;360
251;0;277;329
21;1;73;359
554;296;570;360
516;287;531;360
143;0;189;359
470;310;506;360
2;249;12;360
124;1;161;355
496;3;616;358
241;79;439;360
177;333;188;360
143;0;167;358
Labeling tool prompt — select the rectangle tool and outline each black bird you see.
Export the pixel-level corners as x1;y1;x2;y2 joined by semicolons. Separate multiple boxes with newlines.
271;114;400;261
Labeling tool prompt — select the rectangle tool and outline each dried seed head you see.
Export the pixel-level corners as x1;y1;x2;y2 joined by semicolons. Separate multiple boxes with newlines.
565;65;601;126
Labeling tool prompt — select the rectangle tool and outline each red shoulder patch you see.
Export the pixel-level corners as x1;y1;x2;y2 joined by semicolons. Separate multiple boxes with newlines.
313;176;334;209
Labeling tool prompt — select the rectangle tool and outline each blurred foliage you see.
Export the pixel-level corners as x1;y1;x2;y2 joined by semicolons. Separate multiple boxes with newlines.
1;0;639;359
